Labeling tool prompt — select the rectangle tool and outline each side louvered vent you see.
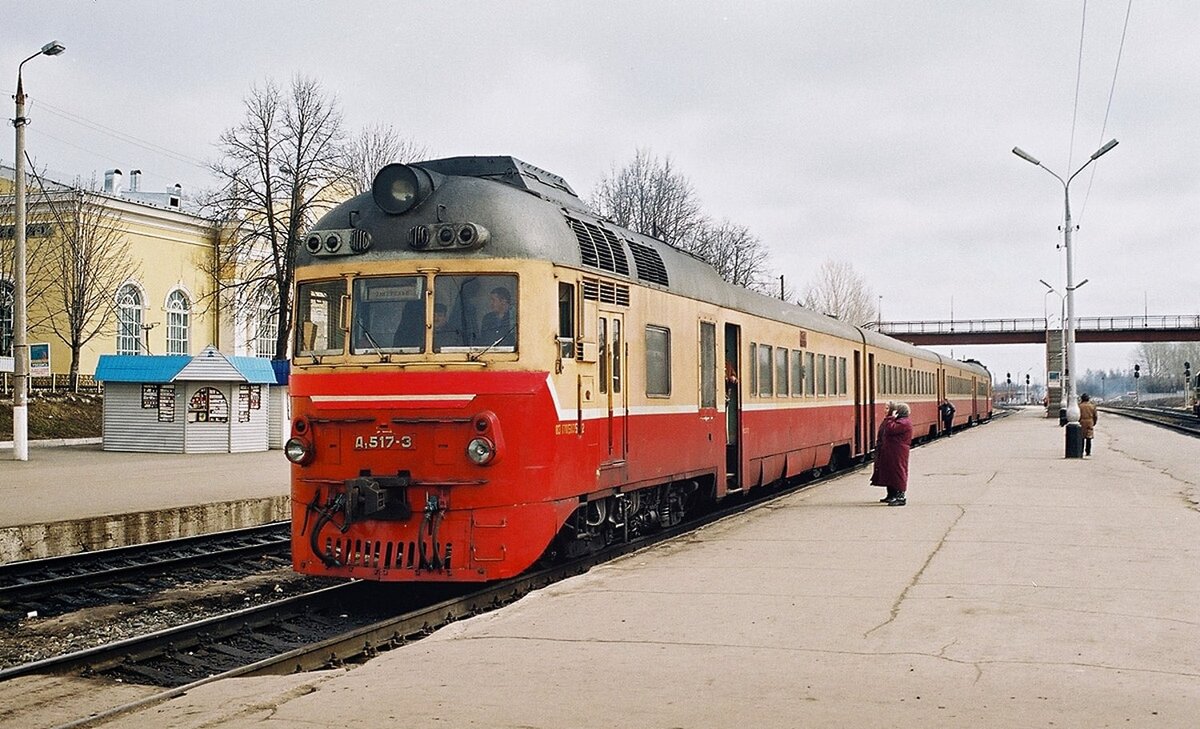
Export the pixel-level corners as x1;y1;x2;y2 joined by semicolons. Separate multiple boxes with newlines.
627;240;669;286
566;217;629;276
581;277;630;307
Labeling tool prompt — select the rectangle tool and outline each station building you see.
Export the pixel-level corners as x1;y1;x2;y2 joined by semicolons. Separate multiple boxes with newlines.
1;164;280;385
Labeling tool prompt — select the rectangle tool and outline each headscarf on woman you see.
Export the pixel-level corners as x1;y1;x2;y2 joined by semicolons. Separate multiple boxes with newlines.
871;402;914;504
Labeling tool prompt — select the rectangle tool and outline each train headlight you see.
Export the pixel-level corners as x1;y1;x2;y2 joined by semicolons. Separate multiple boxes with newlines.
466;437;495;465
372;164;436;215
285;437;314;465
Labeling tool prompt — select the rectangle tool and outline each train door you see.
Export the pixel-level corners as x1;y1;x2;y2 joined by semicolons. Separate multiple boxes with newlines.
853;350;863;456
724;323;742;489
971;376;979;422
597;312;626;463
867;352;877;450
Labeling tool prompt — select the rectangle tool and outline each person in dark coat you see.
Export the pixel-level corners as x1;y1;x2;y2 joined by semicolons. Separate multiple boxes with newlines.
939;398;956;436
871;402;914;506
1078;393;1099;456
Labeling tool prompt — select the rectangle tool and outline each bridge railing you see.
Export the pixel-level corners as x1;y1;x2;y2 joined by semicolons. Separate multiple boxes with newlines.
873;315;1200;335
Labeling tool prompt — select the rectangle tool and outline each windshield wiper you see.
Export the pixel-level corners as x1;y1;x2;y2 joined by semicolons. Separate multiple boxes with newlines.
357;319;389;361
468;324;518;362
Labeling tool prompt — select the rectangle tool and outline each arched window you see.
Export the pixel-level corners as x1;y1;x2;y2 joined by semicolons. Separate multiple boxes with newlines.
254;289;279;358
0;281;13;358
187;386;229;423
166;289;190;355
116;284;143;355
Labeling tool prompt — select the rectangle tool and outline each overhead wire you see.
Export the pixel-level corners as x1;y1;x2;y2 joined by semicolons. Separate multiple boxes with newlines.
20;97;213;193
33;99;209;168
1078;0;1134;225
1065;0;1088;178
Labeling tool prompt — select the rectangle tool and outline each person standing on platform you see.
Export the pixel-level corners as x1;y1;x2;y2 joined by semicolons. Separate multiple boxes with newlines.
871;402;914;506
1079;393;1099;457
939;398;956;437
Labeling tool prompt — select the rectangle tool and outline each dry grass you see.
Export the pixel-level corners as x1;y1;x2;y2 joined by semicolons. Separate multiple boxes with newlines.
0;393;103;440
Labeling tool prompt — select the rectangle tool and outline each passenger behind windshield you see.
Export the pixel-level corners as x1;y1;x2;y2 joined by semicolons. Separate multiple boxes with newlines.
479;287;516;347
434;274;518;352
433;303;463;347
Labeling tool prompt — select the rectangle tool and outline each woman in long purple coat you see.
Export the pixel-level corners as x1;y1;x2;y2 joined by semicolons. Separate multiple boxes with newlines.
871;402;913;506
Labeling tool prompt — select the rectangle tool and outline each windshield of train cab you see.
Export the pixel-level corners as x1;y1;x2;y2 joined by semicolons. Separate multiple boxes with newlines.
293;274;519;360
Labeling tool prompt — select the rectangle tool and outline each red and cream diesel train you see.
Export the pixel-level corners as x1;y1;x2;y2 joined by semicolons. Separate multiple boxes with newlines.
286;156;992;582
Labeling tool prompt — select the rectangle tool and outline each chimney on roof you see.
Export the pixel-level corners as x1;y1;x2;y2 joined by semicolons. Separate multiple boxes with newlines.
103;169;123;194
129;169;141;192
169;183;182;209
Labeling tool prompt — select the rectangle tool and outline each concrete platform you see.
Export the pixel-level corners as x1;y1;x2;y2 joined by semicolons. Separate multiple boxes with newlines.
55;410;1200;726
0;445;289;563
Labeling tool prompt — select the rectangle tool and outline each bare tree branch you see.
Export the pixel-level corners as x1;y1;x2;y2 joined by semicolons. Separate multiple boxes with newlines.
345;124;430;195
205;75;351;359
690;220;772;292
590;149;706;247
800;259;878;326
18;172;137;386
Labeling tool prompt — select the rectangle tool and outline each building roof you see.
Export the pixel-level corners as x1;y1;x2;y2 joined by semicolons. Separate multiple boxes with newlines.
96;347;278;384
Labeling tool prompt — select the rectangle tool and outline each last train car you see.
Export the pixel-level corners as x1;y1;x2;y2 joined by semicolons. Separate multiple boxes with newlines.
287;156;991;582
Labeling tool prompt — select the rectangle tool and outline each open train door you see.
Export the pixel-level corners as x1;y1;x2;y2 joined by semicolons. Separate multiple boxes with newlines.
724;323;742;490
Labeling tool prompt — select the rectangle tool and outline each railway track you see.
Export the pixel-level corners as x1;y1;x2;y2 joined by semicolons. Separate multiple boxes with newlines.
4;420;995;728
0;522;291;622
1099;405;1200;437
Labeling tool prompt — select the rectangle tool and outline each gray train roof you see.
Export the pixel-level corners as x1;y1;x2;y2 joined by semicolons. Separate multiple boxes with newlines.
306;156;990;378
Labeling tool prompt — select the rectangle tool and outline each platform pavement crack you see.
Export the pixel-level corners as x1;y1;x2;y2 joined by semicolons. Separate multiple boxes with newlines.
863;504;967;639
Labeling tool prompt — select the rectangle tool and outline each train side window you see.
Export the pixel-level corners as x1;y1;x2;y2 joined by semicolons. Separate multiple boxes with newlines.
806;352;817;396
839;357;848;395
645;325;671;397
748;343;758;396
758;344;773;397
700;321;717;409
816;354;827;395
790;350;802;397
828;355;837;396
775;346;788;397
295;279;347;357
557;283;575;359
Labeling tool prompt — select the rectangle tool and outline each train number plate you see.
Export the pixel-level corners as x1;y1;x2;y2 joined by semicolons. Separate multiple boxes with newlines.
353;434;413;450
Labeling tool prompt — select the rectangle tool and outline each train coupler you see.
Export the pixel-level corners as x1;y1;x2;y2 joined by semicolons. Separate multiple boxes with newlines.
344;471;413;521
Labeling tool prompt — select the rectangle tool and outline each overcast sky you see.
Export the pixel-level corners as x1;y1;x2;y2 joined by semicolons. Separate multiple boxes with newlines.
5;1;1197;382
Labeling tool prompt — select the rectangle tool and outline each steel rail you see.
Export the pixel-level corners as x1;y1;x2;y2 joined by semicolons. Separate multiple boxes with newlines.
1099;405;1200;437
0;522;290;608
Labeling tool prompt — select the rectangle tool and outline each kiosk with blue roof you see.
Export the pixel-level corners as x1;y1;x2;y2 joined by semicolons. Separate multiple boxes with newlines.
95;346;279;453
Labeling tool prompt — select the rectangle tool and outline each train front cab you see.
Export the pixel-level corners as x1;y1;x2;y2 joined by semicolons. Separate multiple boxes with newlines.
289;259;595;583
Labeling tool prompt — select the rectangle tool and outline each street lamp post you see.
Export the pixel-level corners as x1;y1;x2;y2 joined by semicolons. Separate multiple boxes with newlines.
11;40;66;461
1014;139;1119;458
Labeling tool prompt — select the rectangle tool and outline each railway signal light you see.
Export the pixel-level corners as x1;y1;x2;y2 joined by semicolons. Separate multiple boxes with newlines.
1025;374;1030;385
1134;364;1140;379
1006;372;1011;385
